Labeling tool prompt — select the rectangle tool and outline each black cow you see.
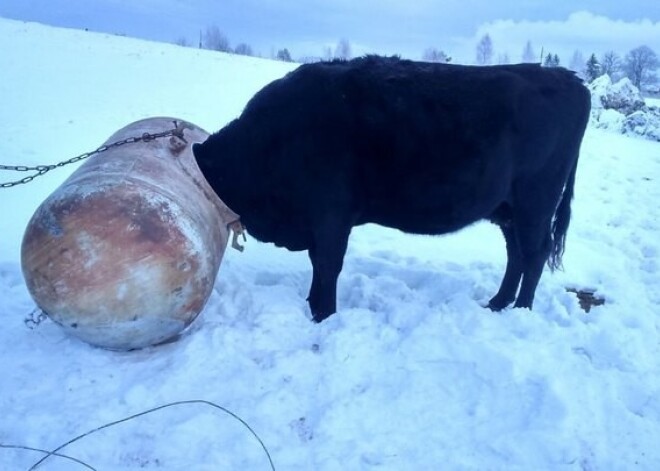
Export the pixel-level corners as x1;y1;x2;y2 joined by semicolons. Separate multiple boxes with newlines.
193;56;591;322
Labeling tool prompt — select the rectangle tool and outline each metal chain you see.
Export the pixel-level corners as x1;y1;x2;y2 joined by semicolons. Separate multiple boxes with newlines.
24;308;48;329
1;120;188;188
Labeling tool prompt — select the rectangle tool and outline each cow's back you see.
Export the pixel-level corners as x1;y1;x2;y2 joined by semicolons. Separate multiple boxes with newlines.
241;57;589;235
205;57;590;244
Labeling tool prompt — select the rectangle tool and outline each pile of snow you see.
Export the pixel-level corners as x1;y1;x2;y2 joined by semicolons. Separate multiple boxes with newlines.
622;107;660;142
589;75;660;141
2;18;660;470
589;75;646;115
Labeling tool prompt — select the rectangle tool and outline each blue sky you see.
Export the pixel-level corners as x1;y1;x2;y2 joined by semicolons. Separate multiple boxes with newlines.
1;1;659;63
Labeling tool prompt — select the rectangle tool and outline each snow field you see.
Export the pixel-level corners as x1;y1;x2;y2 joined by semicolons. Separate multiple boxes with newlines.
1;18;659;470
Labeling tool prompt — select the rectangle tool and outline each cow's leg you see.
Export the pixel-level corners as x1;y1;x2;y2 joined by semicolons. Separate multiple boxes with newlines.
513;218;553;309
489;222;523;310
307;221;352;323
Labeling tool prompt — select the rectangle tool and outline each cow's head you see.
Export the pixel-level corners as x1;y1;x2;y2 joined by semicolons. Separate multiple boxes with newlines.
192;136;253;228
193;139;233;202
191;141;217;184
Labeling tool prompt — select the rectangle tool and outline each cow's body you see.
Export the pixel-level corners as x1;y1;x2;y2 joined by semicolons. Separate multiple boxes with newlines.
193;56;591;322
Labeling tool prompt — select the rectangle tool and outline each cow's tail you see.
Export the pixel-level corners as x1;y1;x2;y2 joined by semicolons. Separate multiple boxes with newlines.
548;159;578;271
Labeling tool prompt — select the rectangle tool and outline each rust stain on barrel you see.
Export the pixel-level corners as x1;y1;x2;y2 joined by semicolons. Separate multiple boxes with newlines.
21;117;239;349
24;191;199;296
24;188;203;323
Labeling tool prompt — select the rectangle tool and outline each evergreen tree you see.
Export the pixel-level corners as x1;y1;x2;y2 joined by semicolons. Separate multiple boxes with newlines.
585;53;601;82
543;53;554;67
543;53;560;67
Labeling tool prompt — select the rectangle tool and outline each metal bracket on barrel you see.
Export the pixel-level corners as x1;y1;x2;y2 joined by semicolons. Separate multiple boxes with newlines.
228;220;247;252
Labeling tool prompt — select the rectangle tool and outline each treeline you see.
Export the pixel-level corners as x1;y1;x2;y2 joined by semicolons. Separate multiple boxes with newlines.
471;34;659;90
174;26;353;64
175;26;659;91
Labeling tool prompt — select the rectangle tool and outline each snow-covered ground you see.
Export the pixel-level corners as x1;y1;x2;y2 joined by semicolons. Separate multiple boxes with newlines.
2;18;660;470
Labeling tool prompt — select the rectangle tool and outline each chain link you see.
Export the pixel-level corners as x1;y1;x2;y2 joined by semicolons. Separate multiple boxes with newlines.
1;120;188;188
24;308;48;329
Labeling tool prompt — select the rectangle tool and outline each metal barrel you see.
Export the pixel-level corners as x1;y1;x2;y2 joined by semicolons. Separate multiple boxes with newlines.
21;117;238;350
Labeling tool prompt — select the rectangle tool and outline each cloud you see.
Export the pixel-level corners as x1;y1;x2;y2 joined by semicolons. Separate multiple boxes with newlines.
453;11;660;65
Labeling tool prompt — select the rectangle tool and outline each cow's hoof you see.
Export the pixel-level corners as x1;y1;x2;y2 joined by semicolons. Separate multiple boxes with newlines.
486;297;512;312
312;312;333;323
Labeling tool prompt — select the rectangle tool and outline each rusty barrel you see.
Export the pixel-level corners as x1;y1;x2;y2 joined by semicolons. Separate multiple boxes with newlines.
21;117;238;350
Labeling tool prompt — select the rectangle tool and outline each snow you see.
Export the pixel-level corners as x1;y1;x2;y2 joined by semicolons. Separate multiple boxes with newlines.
2;18;660;470
588;75;660;142
607;78;646;115
623;108;660;142
592;108;625;133
588;74;612;112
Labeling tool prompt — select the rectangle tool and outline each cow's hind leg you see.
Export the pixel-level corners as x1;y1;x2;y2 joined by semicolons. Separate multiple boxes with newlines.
489;221;523;311
307;221;352;323
513;217;553;309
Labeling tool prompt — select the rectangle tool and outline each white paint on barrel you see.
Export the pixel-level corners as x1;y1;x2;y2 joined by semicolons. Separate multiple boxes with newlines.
21;117;239;350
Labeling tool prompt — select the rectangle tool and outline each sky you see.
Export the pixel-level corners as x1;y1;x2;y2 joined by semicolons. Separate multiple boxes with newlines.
1;0;659;63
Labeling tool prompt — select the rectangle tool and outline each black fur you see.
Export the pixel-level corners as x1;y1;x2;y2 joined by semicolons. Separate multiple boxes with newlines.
193;56;591;322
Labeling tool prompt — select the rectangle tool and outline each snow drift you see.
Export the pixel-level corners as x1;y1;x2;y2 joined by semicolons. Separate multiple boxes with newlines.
589;74;660;142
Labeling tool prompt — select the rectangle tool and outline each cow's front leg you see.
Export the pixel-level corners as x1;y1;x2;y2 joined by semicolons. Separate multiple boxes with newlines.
307;224;351;322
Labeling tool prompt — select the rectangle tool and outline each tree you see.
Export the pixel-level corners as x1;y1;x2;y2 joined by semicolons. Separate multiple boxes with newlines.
203;25;230;52
276;48;293;62
569;50;585;78
585;53;601;82
600;50;622;80
543;53;552;67
543;53;560;67
300;56;323;64
497;53;510;65
174;37;189;47
423;47;451;63
522;40;536;63
624;45;659;89
234;43;254;56
476;34;493;65
335;38;352;60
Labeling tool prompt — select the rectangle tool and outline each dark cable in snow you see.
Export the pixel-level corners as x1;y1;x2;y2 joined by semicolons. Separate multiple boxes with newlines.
25;399;275;471
0;444;96;470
